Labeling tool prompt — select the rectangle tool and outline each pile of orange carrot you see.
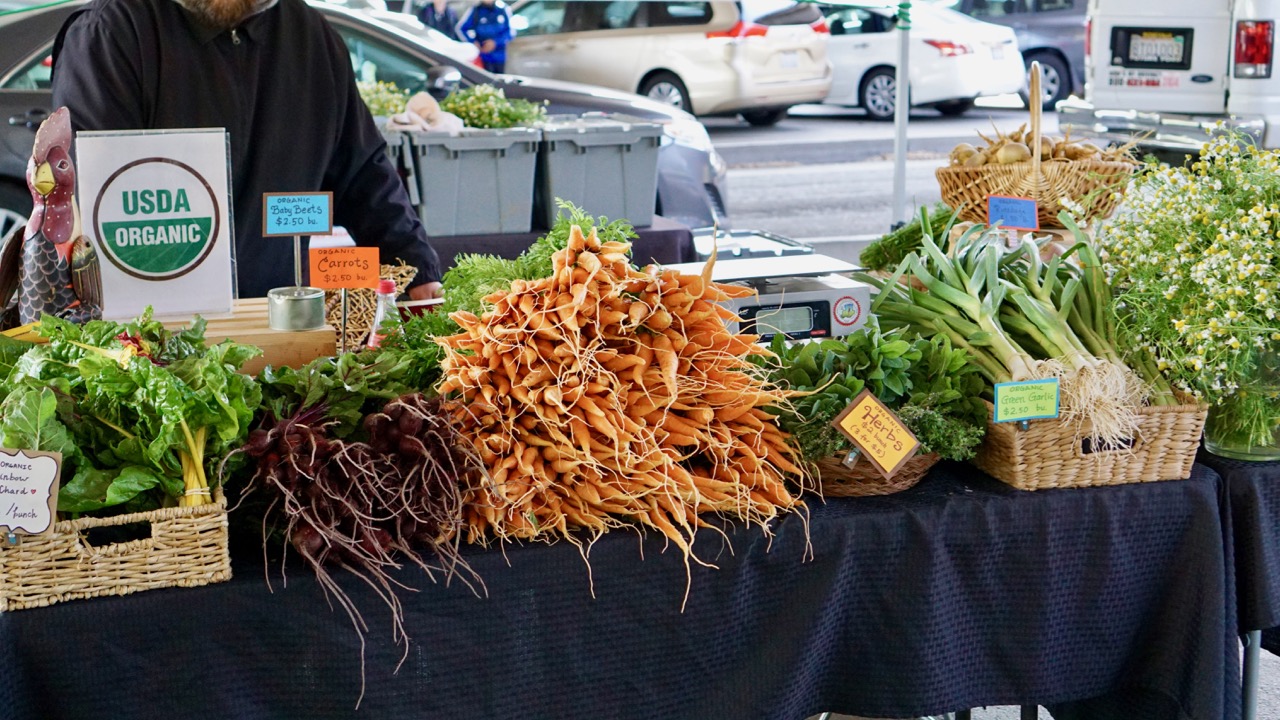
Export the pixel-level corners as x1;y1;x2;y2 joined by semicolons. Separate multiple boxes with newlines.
436;225;811;573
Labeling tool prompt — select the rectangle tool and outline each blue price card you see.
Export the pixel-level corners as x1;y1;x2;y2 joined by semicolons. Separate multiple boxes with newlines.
993;378;1061;423
262;192;333;236
987;195;1040;231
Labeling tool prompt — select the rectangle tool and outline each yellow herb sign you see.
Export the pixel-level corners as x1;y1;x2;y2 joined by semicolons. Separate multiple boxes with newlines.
832;390;921;479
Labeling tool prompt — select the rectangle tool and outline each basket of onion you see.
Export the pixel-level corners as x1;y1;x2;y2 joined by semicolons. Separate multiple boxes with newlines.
935;62;1140;229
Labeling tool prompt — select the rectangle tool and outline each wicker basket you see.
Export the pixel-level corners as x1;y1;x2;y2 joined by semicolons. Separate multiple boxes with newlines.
935;63;1138;229
936;159;1136;228
324;263;418;351
0;487;231;611
970;393;1208;491
816;451;941;497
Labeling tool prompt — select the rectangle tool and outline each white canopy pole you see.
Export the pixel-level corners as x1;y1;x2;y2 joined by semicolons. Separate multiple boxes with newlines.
891;1;911;229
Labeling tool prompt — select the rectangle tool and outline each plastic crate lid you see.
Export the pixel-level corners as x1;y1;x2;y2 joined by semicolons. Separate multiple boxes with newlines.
538;112;663;136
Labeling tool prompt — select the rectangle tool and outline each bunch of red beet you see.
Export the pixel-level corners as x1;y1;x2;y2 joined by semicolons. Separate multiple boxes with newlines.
240;393;485;669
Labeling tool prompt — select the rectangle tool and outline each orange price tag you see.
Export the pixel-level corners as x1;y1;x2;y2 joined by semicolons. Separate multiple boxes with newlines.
831;389;921;479
309;247;380;290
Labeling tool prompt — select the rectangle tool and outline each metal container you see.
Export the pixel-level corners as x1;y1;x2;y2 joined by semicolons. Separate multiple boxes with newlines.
266;286;326;331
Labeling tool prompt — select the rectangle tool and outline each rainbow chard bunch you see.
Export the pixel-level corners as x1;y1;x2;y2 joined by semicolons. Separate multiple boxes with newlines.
0;310;260;514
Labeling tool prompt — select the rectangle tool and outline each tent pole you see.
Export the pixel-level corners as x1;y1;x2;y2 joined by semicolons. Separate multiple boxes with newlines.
891;1;912;230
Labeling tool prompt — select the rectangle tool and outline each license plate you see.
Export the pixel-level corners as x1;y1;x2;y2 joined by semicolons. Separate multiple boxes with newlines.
780;51;799;69
1129;34;1184;64
991;45;1004;60
1111;26;1194;70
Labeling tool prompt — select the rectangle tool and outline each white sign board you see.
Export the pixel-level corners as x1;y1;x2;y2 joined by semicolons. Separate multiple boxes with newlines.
76;129;234;320
0;450;61;537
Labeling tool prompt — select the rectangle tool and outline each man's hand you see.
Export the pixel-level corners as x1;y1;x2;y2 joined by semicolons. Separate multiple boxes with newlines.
409;282;443;300
480;39;497;53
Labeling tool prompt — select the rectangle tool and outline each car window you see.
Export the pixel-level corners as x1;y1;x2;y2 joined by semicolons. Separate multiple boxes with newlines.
825;8;886;36
968;0;1028;16
1;51;52;91
565;0;642;31
514;0;568;36
1035;0;1073;10
336;26;432;93
648;1;711;27
741;0;820;25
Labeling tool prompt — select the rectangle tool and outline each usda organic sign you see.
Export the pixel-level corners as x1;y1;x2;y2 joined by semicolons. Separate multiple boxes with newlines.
93;158;220;280
77;129;234;320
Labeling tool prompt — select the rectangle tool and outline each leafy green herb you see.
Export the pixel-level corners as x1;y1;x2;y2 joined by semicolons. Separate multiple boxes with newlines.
860;203;958;272
760;318;987;463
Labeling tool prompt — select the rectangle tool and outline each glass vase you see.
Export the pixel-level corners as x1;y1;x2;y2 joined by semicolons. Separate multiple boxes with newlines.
1203;349;1280;461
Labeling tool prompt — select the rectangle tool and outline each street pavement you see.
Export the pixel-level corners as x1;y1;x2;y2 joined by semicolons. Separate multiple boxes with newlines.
713;102;1280;719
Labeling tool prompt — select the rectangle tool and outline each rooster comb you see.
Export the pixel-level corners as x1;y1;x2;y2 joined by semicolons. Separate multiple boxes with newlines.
32;107;72;163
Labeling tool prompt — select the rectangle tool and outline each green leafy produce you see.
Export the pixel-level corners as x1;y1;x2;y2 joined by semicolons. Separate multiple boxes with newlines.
0;310;261;513
440;84;547;129
357;80;411;118
761;318;987;463
256;350;418;435
860;203;959;272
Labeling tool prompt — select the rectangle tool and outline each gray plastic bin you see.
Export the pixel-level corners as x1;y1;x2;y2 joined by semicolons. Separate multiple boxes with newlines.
409;128;541;236
536;114;663;229
381;130;420;205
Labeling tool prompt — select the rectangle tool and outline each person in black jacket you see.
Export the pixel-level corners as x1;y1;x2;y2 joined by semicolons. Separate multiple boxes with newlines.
418;0;460;40
51;0;444;299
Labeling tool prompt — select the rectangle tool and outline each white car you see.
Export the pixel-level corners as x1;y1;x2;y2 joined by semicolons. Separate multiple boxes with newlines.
506;0;834;126
820;2;1025;119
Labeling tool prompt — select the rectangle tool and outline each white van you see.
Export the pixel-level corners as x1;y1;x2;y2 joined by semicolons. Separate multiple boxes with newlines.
1059;0;1279;155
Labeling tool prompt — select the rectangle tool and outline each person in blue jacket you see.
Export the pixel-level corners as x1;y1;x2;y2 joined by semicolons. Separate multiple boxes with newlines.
457;0;514;73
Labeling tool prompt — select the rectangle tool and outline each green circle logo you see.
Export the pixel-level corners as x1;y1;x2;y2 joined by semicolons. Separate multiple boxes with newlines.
93;158;220;281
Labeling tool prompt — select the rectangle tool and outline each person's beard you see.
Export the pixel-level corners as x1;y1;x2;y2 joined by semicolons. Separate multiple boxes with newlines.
176;0;261;29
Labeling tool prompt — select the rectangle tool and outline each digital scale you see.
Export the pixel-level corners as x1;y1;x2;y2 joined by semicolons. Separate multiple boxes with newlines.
665;253;873;342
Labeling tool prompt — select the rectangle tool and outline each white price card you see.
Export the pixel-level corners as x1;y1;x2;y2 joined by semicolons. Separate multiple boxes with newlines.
0;450;61;537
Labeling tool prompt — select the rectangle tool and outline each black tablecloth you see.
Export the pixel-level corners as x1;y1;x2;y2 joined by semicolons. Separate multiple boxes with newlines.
428;215;696;273
1199;451;1280;636
0;464;1235;720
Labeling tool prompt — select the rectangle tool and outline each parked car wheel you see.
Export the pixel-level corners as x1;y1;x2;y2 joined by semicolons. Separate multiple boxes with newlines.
639;72;692;114
740;107;788;127
1026;51;1070;110
935;99;974;117
860;66;896;121
0;181;31;243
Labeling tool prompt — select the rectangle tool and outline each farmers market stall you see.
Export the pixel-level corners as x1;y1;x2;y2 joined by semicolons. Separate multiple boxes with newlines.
4;84;1280;720
0;464;1238;720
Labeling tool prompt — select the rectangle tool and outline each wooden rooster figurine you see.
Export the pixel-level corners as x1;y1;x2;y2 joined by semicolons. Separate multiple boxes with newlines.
0;106;102;328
